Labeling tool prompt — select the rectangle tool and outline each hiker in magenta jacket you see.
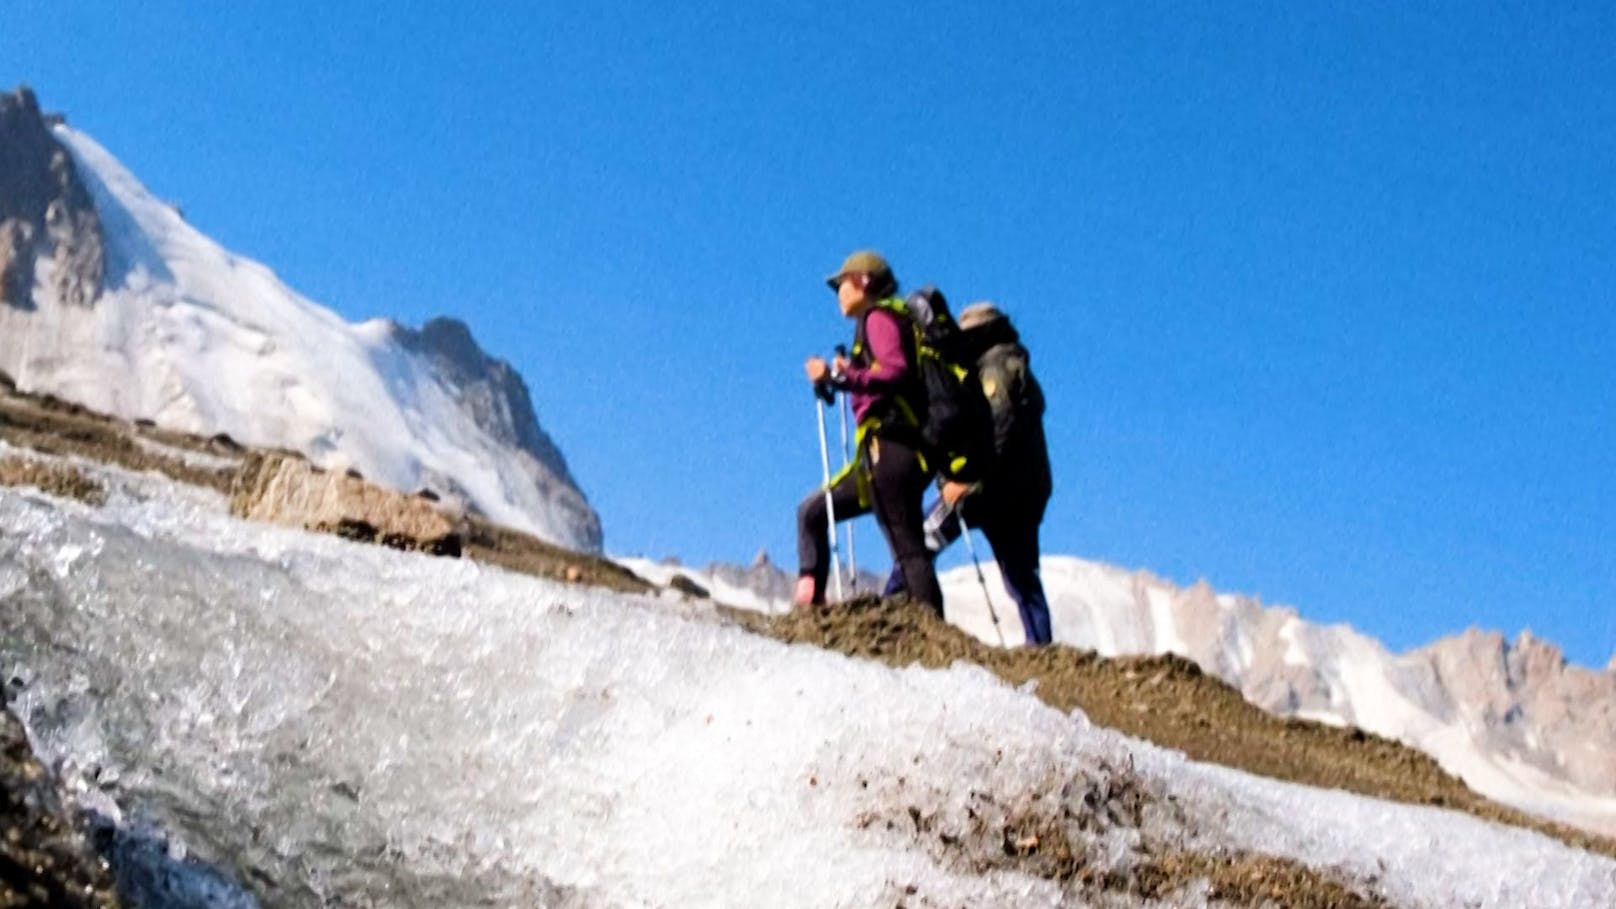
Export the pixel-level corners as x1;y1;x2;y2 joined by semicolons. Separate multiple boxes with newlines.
795;250;943;616
841;298;909;423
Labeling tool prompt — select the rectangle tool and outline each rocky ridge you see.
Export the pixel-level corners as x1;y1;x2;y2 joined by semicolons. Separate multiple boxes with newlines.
1412;628;1616;795
391;316;601;551
229;451;468;556
700;548;884;601
0;86;103;311
1152;582;1606;805
0;371;642;592
1070;574;1616;818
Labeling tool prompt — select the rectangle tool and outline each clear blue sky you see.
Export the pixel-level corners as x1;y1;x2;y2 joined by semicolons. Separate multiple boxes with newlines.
6;2;1613;666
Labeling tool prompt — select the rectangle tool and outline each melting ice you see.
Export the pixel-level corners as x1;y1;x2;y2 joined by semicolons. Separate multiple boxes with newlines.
1;463;1613;907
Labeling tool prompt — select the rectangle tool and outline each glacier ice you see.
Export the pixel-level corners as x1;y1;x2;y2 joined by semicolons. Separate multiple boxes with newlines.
1;466;1614;907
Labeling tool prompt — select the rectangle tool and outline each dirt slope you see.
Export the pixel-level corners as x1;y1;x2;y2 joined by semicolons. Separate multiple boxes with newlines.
728;596;1616;864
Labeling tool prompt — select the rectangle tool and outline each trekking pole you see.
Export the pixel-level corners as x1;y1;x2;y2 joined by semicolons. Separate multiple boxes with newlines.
956;507;1007;647
834;344;858;592
814;384;845;602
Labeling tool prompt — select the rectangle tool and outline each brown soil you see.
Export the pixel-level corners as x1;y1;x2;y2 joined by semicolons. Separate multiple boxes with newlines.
0;457;106;505
1128;850;1387;908
0;381;651;596
864;744;1388;906
728;596;1616;870
0;385;234;493
0;705;119;908
462;516;652;595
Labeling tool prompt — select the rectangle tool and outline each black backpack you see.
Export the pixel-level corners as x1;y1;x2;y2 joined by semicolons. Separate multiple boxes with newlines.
878;286;995;482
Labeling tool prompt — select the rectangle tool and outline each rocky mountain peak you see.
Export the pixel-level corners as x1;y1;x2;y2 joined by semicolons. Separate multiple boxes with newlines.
2;99;602;552
1414;626;1616;796
0;86;103;309
411;316;483;365
1505;629;1566;682
389;315;600;550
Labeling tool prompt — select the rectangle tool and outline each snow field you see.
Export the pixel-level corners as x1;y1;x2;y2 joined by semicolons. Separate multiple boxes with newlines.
1;465;1614;906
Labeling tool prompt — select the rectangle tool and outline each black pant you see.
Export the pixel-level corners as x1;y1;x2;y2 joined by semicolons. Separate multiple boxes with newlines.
973;499;1052;645
796;434;943;616
884;491;1052;644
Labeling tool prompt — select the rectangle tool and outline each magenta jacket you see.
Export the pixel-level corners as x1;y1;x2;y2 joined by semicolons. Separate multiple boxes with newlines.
839;305;912;426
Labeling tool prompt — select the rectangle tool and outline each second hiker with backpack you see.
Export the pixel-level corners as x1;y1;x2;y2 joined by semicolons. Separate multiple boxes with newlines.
795;250;946;616
887;302;1055;645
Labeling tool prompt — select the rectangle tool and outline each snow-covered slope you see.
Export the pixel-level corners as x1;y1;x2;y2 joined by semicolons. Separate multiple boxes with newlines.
642;553;1616;840
4;458;1615;907
0;108;600;551
947;556;1616;838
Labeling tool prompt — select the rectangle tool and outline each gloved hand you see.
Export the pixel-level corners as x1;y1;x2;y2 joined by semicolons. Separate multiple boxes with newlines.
807;354;844;403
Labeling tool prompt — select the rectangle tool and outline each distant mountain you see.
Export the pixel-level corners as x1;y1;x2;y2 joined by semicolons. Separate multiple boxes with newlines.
0;87;601;551
658;551;1616;837
996;558;1616;837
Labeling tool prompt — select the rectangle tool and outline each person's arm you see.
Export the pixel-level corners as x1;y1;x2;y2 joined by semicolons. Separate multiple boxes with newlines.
837;310;910;393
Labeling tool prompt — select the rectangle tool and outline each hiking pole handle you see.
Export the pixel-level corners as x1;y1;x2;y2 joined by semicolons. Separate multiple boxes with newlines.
813;346;850;404
832;345;849;381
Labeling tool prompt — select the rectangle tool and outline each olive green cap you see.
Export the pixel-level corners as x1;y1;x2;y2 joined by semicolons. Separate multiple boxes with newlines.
958;301;1005;331
825;250;892;290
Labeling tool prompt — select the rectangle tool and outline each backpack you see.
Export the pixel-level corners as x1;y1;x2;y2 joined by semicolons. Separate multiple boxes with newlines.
877;286;995;482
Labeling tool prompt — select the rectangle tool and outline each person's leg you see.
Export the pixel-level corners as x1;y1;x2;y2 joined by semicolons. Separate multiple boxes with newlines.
881;565;906;597
868;437;943;617
796;465;868;604
883;495;959;596
980;508;1052;645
